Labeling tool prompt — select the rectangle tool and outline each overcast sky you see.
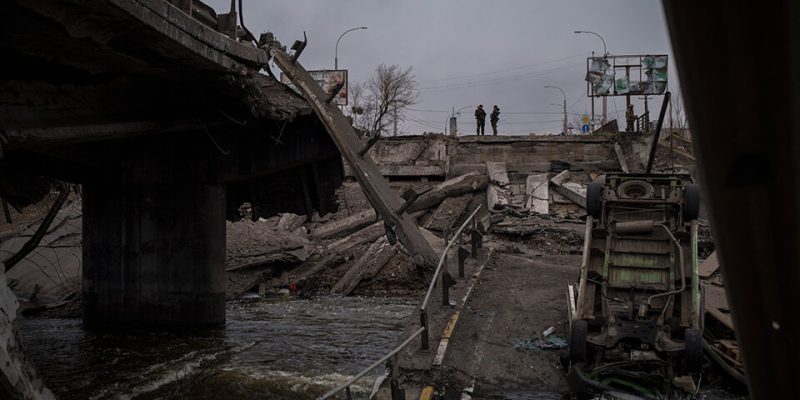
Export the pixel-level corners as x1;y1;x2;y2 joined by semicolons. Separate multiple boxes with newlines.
207;0;678;135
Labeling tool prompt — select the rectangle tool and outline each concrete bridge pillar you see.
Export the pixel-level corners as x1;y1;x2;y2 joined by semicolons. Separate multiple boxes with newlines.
82;181;226;327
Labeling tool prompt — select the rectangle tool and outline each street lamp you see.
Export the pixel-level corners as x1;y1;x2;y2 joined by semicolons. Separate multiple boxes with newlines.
574;30;608;127
545;85;568;135
449;106;471;136
335;26;367;70
574;30;607;57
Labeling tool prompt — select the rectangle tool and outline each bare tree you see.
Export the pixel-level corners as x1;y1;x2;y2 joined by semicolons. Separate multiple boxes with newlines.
356;64;418;136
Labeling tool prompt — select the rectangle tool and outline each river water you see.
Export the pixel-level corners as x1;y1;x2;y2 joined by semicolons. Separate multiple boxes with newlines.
18;296;415;400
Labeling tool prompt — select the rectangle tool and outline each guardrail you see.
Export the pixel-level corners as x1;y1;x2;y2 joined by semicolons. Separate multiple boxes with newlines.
319;205;483;400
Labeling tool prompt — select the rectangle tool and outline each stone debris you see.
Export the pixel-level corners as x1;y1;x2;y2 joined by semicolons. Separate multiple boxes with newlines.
525;174;550;214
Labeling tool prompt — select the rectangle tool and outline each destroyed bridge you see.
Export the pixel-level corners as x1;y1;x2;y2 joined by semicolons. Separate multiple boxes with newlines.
0;0;350;327
1;1;799;400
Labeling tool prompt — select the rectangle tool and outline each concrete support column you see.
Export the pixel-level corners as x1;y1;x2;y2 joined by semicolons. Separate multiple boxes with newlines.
82;181;226;327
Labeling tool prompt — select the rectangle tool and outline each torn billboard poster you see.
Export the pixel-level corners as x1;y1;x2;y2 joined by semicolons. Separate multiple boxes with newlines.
281;70;349;106
586;58;614;96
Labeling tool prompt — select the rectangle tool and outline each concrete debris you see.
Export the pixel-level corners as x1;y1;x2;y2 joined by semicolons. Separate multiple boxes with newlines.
310;208;377;240
614;142;631;173
277;213;306;232
486;162;512;210
225;220;312;271
425;194;472;233
549;170;587;209
699;250;719;279
525;174;549;214
0;265;56;400
330;237;398;296
408;172;489;212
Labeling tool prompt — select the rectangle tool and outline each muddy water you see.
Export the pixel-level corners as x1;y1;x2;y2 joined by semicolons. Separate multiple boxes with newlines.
18;296;415;400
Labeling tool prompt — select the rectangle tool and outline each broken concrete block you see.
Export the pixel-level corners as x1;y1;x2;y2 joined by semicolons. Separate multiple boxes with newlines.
486;162;512;210
409;172;489;212
426;194;472;233
310;209;377;240
525;174;550;214
486;161;510;186
549;170;586;208
277;213;306;232
699;250;719;279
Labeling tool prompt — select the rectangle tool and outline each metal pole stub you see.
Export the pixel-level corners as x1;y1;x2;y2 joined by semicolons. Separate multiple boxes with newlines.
420;310;429;351
442;271;455;306
458;246;470;278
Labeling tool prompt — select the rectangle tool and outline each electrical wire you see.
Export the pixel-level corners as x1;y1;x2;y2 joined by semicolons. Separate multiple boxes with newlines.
417;53;590;84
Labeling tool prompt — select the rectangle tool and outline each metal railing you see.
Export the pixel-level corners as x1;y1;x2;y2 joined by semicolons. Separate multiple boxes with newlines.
319;205;483;400
418;205;483;350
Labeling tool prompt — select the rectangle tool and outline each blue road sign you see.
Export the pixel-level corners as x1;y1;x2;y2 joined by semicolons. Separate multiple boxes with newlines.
581;124;590;133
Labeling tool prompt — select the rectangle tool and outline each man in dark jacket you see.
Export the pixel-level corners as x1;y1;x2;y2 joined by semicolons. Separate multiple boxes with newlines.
475;105;486;135
490;105;500;135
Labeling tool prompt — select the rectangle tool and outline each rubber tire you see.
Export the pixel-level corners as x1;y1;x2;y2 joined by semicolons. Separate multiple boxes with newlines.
685;328;703;374
586;182;603;218
617;179;654;199
569;320;588;363
683;184;700;221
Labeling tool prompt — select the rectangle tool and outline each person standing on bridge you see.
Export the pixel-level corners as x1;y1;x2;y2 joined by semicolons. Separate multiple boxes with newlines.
475;105;486;135
490;105;500;135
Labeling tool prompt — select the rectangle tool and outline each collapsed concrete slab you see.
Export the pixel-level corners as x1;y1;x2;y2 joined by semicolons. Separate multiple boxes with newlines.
486;162;512;210
525;174;550;214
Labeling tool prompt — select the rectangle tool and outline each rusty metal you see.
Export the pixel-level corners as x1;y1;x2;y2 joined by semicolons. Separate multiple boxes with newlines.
458;246;469;278
268;36;438;269
442;271;455;306
289;32;308;64
420;310;429;351
645;91;672;174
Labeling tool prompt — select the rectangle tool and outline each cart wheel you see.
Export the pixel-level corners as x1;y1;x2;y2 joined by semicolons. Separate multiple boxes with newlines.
586;182;603;218
685;328;703;374
570;320;588;362
683;184;700;221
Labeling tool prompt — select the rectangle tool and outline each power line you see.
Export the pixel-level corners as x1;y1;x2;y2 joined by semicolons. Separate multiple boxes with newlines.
417;53;590;84
419;64;584;92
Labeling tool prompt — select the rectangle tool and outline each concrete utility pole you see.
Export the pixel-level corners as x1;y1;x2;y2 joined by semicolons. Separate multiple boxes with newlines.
334;26;367;70
545;85;568;134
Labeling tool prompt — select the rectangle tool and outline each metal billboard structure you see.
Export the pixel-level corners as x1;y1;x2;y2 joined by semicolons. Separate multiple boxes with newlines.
280;69;349;106
585;54;668;97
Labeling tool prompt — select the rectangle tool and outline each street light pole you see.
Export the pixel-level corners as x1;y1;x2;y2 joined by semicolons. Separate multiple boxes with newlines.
452;106;471;136
574;30;607;56
545;85;568;135
574;30;608;126
335;26;368;70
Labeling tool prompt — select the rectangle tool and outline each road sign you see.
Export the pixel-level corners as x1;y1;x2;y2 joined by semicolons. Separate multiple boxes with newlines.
581;124;591;133
581;115;590;124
